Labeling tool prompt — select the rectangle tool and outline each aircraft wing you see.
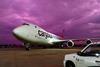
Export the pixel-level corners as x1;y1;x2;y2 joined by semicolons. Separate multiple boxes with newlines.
49;39;74;47
49;38;100;47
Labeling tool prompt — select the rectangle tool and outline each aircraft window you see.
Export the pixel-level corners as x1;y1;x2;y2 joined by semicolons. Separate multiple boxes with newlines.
35;26;37;28
22;23;29;25
50;36;52;38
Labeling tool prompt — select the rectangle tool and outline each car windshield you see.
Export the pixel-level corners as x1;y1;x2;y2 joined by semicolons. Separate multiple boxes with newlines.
82;43;100;57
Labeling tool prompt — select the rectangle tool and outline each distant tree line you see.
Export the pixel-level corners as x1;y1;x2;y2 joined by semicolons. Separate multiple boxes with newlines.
0;44;23;48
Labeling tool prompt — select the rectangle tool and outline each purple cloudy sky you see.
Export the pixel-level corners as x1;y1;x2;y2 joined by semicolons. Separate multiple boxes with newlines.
0;0;100;44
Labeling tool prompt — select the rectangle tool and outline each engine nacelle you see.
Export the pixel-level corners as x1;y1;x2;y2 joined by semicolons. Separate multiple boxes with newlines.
86;39;92;44
66;40;74;47
61;40;74;48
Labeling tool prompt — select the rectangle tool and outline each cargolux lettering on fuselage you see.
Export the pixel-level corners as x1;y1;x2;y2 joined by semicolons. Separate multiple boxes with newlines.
38;30;52;39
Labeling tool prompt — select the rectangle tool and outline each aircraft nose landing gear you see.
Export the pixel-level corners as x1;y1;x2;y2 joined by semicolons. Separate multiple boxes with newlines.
24;43;31;51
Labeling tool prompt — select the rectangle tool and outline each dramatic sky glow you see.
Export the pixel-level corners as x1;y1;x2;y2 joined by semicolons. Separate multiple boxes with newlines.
0;0;100;44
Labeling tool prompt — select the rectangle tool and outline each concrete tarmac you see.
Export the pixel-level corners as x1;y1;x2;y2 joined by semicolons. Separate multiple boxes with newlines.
0;48;81;67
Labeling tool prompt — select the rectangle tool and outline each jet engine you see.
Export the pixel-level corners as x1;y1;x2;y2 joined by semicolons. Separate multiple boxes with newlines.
61;40;74;48
86;39;92;44
67;40;74;47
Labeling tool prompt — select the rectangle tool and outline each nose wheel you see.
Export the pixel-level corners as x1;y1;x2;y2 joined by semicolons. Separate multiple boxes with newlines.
24;43;30;51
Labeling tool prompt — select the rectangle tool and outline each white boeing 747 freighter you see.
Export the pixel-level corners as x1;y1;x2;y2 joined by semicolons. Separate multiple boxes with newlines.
12;23;92;50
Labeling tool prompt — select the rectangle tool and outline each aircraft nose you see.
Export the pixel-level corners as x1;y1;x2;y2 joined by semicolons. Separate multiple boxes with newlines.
12;27;22;37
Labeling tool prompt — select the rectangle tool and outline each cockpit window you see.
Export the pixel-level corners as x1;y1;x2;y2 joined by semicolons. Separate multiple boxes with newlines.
22;23;29;25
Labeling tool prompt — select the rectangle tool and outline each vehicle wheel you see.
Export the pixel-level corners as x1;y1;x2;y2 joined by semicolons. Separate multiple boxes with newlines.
66;61;75;67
